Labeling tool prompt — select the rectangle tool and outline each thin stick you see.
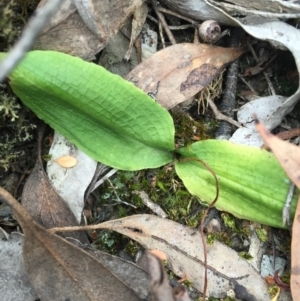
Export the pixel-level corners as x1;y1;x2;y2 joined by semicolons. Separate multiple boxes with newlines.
207;98;242;128
247;42;276;96
0;0;63;82
157;6;197;24
150;0;176;45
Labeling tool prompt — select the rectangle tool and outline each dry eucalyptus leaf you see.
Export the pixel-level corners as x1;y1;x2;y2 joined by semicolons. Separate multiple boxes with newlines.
22;129;88;244
291;194;300;299
173;286;192;301
0;188;142;301
75;214;270;299
147;252;174;301
125;2;148;60
34;0;102;60
0;232;38;301
37;0;76;34
126;43;243;109
47;132;97;223
160;0;235;25
74;0;144;41
206;0;300;19
34;0;144;60
85;248;151;300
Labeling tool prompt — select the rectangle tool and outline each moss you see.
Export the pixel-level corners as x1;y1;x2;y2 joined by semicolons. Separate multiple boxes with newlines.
221;213;237;231
255;228;268;242
268;285;280;298
171;109;212;147
239;251;253;260
0;89;37;173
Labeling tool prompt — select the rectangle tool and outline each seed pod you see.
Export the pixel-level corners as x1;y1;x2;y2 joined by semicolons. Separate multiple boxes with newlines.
198;20;221;43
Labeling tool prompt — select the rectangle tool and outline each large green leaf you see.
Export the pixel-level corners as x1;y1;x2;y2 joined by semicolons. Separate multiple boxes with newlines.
175;140;297;228
1;51;175;170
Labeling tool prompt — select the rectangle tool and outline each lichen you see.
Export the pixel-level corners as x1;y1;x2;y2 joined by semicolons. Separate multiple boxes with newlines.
0;92;20;121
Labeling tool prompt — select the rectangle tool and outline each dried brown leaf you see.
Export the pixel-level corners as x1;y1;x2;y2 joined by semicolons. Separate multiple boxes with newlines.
34;0;144;60
51;214;269;299
291;194;300;299
0;188;142;301
22;129;88;244
146;252;174;301
126;43;244;109
33;5;103;60
125;2;148;60
78;243;151;300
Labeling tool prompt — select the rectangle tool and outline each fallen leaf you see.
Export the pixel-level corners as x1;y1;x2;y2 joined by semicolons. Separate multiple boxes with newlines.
126;43;243;109
22;128;89;244
33;2;102;60
74;0;143;42
0;188;142;301
291;195;300;299
160;0;235;25
0;232;38;301
147;252;174;301
55;155;78;168
58;214;270;299
34;0;144;60
83;247;150;300
47;132;97;222
124;2;148;60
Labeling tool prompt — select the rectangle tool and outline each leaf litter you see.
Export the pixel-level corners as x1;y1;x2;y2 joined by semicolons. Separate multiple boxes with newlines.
0;188;143;301
126;43;244;109
50;214;270;300
21;126;89;244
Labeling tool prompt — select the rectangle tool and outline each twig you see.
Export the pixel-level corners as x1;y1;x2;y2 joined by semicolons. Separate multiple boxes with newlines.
150;0;176;45
107;179;137;209
238;74;258;94
0;0;63;82
247;42;276;96
158;21;166;49
86;164;108;198
215;27;244;139
208;98;242;128
276;128;300;140
156;6;197;25
91;168;117;192
132;190;168;218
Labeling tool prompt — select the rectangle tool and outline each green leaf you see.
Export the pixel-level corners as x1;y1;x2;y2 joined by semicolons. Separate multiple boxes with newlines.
175;140;297;228
0;51;175;170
